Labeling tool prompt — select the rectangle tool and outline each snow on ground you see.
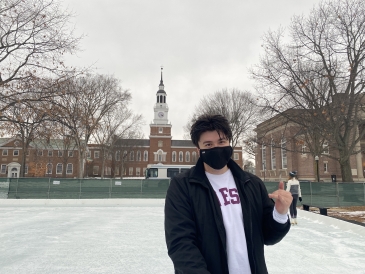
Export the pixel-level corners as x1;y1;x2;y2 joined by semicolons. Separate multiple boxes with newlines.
0;199;365;274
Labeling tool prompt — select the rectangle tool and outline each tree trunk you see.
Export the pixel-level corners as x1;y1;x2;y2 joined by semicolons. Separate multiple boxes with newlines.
78;149;84;178
339;158;353;182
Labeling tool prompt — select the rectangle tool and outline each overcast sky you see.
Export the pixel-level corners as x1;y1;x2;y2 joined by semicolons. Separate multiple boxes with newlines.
61;0;320;140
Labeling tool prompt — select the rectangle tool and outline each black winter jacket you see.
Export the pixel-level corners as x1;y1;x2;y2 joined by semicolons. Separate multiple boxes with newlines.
164;158;290;274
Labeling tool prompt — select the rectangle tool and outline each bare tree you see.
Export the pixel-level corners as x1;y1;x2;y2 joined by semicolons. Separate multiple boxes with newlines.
92;102;144;178
250;0;365;182
184;88;265;152
51;74;130;178
0;99;51;176
0;0;81;86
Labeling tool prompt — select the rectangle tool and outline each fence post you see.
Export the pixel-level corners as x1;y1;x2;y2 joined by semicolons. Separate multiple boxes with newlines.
141;179;143;194
109;178;112;198
47;177;51;199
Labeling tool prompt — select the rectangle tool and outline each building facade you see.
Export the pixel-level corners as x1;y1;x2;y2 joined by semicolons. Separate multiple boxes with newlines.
255;113;365;182
0;70;243;178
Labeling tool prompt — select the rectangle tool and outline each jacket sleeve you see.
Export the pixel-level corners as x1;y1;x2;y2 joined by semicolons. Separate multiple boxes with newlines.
286;180;291;192
164;177;210;274
259;179;291;245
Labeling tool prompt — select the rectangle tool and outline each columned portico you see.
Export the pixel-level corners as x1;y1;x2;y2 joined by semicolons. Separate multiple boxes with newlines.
7;162;21;178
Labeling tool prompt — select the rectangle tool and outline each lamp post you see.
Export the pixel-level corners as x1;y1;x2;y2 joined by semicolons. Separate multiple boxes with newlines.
263;162;266;181
315;155;319;182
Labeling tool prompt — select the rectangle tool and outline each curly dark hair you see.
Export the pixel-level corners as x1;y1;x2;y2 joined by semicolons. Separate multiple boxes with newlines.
190;114;232;148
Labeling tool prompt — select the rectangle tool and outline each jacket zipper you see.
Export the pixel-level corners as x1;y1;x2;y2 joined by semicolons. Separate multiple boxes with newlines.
242;179;257;274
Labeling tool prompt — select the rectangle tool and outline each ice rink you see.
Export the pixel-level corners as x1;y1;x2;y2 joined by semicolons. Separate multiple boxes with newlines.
1;199;365;274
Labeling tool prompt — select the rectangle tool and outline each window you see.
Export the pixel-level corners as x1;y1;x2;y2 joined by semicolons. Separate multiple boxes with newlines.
24;165;28;174
323;141;329;154
58;151;63;157
301;144;306;155
68;151;73;157
148;168;158;177
158;141;163;147
56;163;63;174
46;163;52;174
13;150;19;156
136;151;141;161
86;150;91;158
105;167;111;175
167;168;179;178
94;151;100;158
123;168;126;176
192;151;197;163
281;138;287;169
185;151;190;162
26;150;30;156
271;141;276;169
130;151;134;161
234;153;239;160
37;150;43;156
48;150;53;157
123;151;128;161
108;153;112;160
116;151;121;161
153;149;166;162
179;151;183;162
172;151;176;162
93;166;99;175
115;167;119;175
324;162;328;172
262;144;266;170
143;168;146;176
136;167;140;176
159;127;163;133
66;163;73;174
1;164;6;174
143;151;148;161
2;150;8;156
129;167;133;176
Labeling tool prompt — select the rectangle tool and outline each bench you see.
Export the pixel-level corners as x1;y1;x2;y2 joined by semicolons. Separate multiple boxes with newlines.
302;204;328;216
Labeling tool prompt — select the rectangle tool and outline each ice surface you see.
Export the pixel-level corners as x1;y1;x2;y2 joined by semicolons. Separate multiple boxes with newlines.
1;200;364;274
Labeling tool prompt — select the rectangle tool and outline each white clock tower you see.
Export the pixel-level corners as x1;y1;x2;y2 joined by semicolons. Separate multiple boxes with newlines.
153;68;169;124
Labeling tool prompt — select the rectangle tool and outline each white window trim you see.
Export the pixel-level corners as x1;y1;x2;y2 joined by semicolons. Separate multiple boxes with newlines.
56;163;63;174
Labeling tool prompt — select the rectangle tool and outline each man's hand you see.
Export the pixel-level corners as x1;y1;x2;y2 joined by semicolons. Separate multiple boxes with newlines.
268;181;293;215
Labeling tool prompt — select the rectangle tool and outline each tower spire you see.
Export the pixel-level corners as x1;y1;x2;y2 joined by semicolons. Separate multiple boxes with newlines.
160;67;163;84
159;66;164;90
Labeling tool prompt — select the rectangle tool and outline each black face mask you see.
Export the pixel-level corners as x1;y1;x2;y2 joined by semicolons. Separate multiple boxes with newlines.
199;146;233;170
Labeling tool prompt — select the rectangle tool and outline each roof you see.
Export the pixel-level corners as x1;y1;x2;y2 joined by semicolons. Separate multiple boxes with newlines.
115;139;150;147
157;89;166;94
0;137;79;150
171;140;195;147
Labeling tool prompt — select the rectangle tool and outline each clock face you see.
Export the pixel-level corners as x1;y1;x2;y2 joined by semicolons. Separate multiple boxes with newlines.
158;112;164;118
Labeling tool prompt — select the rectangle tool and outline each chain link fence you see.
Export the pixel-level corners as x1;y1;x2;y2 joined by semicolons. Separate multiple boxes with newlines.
263;181;365;207
1;178;365;206
1;177;170;199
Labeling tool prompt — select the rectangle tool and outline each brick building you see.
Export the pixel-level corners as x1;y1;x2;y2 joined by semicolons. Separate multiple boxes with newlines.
255;112;365;182
0;70;243;178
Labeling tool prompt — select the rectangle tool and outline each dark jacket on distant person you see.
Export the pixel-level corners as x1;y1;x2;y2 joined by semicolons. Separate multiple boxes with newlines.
164;158;291;274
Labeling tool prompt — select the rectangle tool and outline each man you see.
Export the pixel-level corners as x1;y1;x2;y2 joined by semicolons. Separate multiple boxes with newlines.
164;114;292;274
